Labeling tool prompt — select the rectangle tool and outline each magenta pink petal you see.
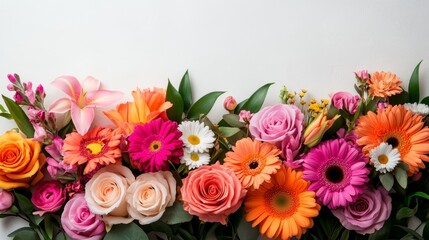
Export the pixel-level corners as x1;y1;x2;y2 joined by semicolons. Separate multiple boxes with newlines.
85;90;123;107
52;76;82;100
70;103;95;135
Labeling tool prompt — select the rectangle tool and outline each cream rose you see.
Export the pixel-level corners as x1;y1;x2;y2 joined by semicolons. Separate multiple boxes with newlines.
126;171;176;225
85;165;135;225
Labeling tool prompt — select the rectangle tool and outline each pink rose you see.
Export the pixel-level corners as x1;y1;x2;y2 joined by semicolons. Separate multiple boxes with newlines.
31;180;66;216
85;165;135;225
332;186;392;235
61;193;105;240
126;171;176;225
330;91;360;114
0;189;14;211
181;162;246;225
249;104;304;147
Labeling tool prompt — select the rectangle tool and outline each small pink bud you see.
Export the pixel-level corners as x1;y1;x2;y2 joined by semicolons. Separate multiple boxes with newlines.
36;84;45;97
0;189;14;212
7;74;16;84
7;84;14;91
239;110;253;123
355;70;369;81
13;92;24;103
377;102;388;110
223;96;237;111
25;81;33;91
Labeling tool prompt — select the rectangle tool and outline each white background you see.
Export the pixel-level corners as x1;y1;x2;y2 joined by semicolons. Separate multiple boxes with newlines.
1;0;429;238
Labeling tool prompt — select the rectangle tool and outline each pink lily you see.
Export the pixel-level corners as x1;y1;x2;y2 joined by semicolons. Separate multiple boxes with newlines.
49;76;123;135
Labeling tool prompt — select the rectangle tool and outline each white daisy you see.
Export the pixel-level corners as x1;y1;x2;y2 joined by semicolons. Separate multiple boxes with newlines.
180;151;211;170
404;103;429;116
369;142;401;173
178;120;215;153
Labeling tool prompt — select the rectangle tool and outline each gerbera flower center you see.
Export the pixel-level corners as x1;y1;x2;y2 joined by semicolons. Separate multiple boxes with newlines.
149;141;162;152
86;141;105;155
386;137;399;148
325;165;344;183
188;134;201;145
190;153;200;161
265;189;298;218
249;161;259;169
378;154;389;164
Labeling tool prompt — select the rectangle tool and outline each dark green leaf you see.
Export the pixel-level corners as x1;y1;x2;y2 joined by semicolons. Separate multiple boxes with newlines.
366;97;383;113
149;221;174;236
10;205;19;213
388;89;410;106
160;201;193;225
340;229;349;240
237;217;259;240
166;80;184;123
7;227;39;240
178;227;197;240
423;220;429;239
178;70;193;112
394;225;424;240
396;205;418;220
234;99;248;114
218;127;241;138
2;95;34;137
421;96;429;105
44;214;54;240
379;173;394;191
58;120;74;139
369;218;392;240
354;84;363;96
187;91;225;120
104;223;149;240
406;192;429;207
222;114;245;128
14;192;34;214
28;214;43;225
55;233;73;240
238;83;274;113
409;60;422;103
0;112;12;119
0;103;7;112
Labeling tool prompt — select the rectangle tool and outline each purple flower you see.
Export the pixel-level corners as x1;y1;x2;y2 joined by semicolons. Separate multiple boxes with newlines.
31;180;66;216
0;189;14;212
61;193;106;240
331;186;392;235
249;104;304;147
330;92;360;114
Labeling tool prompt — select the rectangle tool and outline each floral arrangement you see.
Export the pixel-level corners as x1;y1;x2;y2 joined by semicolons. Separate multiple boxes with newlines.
2;63;429;240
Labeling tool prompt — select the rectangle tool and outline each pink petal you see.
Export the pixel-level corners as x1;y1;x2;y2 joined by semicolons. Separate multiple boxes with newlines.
71;103;95;135
52;76;82;100
82;76;101;92
49;98;71;113
85;90;123;107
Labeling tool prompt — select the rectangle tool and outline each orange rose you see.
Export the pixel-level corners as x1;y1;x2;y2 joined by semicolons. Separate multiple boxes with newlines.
0;130;46;189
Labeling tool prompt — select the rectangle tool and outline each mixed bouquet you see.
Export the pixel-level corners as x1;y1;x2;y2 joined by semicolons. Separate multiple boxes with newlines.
1;62;429;240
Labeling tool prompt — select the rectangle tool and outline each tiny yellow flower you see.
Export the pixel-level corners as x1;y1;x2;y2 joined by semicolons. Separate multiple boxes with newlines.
288;93;295;98
322;99;329;105
289;99;296;104
310;99;317;104
299;92;305;98
300;100;306;105
301;89;307;93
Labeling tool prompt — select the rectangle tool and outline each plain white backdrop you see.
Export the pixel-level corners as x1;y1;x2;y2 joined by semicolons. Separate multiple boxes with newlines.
1;0;429;239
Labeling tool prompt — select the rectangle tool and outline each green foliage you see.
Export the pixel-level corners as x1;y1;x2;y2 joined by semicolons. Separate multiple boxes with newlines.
388;89;410;106
104;223;149;240
8;227;39;240
408;60;422;103
160;201;193;225
2;95;34;137
178;70;193;112
187;91;225;120
235;83;273;113
379;173;394;191
14;192;34;215
166;80;184;123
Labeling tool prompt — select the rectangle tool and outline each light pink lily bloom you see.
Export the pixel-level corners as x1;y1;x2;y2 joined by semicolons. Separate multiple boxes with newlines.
49;76;123;135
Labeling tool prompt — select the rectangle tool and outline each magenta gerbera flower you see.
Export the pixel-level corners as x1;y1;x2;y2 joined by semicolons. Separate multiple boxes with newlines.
302;139;369;209
128;118;183;172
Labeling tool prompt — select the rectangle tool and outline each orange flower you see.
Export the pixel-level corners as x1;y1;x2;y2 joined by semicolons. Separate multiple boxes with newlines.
303;109;340;147
367;71;402;98
104;88;172;135
0;130;45;189
245;166;320;239
355;105;429;174
63;126;122;174
224;138;281;190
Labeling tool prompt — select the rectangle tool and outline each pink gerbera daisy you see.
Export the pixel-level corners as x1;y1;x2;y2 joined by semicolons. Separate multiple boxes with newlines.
128;118;183;172
302;139;369;209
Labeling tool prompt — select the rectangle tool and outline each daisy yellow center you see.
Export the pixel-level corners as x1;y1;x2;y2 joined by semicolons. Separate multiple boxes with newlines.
188;134;200;145
150;141;162;152
378;154;389;164
86;141;104;155
190;153;200;161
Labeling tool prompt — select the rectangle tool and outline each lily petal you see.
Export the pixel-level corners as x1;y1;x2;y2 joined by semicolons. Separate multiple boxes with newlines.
71;103;95;135
49;98;71;113
52;76;82;100
85;90;123;107
82;76;101;93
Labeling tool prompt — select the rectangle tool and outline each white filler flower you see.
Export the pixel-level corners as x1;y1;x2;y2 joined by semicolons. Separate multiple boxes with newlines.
404;103;429;116
369;142;401;173
178;120;215;153
181;151;211;170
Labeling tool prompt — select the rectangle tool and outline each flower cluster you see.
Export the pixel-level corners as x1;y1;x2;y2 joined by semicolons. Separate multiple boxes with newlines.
2;64;429;240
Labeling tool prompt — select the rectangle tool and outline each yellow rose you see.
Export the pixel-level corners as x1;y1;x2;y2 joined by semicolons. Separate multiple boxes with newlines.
0;130;46;189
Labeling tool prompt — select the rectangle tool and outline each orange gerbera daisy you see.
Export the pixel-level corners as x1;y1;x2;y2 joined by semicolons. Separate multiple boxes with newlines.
63;126;122;174
224;138;281;190
366;71;402;98
104;88;172;135
355;105;429;174
245;166;320;240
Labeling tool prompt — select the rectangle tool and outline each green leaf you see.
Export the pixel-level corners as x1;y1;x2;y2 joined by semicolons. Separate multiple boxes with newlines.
238;83;274;113
0;103;7;112
396;206;418;220
222;114;245;128
234;99;248;114
409;60;422;103
7;227;39;240
369;218;392;240
187;91;225;120
365;97;383;113
395;167;408;189
178;70;193;112
104;223;149;240
149;221;174;236
58;120;74;139
55;232;73;240
44;214;54;239
0;112;12;119
10;205;19;213
421;96;429;106
237;217;260;240
379;173;394;191
178;227;197;240
423;220;429;239
406;192;429;207
394;225;424;240
388;89;410;106
218;127;241;138
160;201;193;225
340;229;349;240
166;80;184;123
14;192;34;214
2;95;34;137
